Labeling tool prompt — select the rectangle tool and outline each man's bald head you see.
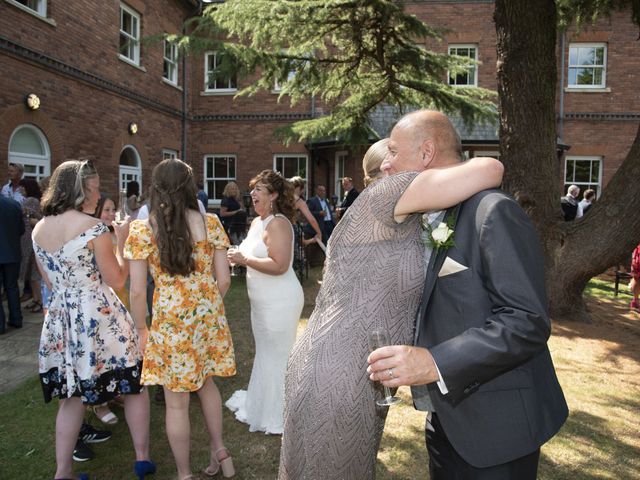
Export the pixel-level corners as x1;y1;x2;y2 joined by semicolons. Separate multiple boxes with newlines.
382;110;463;174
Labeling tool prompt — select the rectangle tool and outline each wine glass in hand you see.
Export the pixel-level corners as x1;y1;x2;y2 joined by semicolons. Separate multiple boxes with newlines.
368;329;402;407
228;245;239;277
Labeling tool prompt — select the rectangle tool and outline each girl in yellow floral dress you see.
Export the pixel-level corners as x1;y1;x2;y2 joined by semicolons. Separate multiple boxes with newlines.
125;159;236;480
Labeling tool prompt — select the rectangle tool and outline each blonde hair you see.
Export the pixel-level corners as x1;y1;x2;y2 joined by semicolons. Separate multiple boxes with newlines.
362;138;389;187
222;181;241;200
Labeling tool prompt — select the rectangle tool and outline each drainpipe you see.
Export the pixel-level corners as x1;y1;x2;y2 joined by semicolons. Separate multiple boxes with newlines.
558;30;566;141
181;2;202;162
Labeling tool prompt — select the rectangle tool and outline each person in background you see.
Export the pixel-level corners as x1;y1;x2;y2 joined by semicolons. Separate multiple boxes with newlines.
578;189;596;216
0;195;24;334
18;178;43;312
560;184;581;221
32;159;153;480
307;185;335;244
197;182;209;208
126;158;235;480
630;244;640;312
2;162;25;204
289;176;322;243
219;181;247;246
226;170;304;435
335;176;359;219
126;180;143;220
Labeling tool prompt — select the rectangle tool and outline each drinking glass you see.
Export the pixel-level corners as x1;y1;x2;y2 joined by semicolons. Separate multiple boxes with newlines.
368;329;402;407
228;245;239;277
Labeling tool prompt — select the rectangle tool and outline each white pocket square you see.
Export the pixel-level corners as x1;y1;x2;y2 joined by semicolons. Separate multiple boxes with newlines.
438;257;468;278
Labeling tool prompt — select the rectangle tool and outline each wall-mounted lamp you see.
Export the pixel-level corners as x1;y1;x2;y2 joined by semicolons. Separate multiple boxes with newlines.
128;122;138;135
25;93;40;111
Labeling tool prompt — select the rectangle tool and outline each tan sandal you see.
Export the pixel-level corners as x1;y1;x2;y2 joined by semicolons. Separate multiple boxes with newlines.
203;448;234;478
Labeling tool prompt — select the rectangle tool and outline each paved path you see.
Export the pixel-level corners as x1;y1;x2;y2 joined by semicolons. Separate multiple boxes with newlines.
0;303;42;395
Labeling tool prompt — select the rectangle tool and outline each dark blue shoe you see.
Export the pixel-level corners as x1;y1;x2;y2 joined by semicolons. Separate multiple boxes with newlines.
79;475;89;480
134;460;156;479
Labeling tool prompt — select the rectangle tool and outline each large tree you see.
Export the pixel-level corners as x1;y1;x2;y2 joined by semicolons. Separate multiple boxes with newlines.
186;0;640;321
495;0;640;321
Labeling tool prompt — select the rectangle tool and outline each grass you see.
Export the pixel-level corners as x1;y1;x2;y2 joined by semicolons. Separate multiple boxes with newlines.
1;271;639;479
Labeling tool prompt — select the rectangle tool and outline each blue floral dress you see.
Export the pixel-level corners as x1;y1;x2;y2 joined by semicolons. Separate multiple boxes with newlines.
34;223;143;404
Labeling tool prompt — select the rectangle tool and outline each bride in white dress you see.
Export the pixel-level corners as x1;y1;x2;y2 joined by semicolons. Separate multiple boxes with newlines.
226;170;304;434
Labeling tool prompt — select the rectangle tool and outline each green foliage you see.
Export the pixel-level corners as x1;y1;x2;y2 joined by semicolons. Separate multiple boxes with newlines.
181;0;497;145
557;0;640;30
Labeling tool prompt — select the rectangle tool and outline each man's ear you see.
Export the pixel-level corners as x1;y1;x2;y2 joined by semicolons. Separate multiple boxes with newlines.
420;140;436;168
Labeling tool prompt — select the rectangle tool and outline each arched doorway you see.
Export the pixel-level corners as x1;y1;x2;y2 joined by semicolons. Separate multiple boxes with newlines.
118;145;142;192
8;124;51;181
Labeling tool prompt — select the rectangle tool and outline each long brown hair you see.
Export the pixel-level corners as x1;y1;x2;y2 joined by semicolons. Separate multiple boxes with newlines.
41;159;98;216
149;158;199;276
249;170;296;222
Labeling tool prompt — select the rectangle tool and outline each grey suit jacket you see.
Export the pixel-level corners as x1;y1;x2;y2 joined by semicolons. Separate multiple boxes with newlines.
415;189;568;468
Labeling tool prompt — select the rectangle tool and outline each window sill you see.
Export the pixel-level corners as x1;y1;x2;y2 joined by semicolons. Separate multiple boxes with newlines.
118;55;146;72
564;87;610;93
449;84;478;88
4;0;56;26
162;77;182;91
200;90;237;96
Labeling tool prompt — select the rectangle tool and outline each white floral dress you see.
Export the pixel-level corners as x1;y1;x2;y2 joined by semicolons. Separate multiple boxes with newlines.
34;223;143;404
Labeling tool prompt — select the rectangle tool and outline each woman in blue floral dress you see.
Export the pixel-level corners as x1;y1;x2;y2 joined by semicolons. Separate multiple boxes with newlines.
32;160;154;480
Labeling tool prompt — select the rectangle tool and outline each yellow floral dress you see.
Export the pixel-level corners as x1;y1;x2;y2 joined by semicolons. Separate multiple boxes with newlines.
124;214;236;392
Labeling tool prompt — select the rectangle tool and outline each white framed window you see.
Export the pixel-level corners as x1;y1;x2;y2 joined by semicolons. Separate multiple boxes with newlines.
204;155;236;202
10;0;47;16
162;148;178;160
8;124;51;182
163;40;178;85
448;45;478;87
273;70;296;93
274;155;308;189
568;43;606;89
564;156;602;196
204;52;237;93
334;151;347;200
119;145;142;192
119;3;141;65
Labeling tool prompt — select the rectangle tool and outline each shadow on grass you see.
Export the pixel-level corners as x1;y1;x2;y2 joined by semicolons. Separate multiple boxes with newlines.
376;422;428;480
539;408;640;480
552;293;640;365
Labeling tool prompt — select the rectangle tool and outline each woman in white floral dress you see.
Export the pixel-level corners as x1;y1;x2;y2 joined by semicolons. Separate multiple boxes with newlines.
32;160;154;480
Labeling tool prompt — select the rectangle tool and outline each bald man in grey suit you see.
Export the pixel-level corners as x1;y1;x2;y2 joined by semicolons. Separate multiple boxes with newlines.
368;110;567;479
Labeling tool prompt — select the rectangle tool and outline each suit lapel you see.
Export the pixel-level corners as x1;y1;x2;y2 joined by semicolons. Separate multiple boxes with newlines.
414;204;462;343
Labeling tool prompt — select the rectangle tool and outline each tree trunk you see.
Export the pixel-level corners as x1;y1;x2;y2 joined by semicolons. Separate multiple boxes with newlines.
495;0;640;322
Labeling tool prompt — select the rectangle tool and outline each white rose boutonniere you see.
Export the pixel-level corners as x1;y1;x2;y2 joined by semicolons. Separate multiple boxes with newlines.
422;218;456;251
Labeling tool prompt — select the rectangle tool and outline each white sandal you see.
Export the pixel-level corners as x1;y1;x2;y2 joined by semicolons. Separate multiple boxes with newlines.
93;405;118;425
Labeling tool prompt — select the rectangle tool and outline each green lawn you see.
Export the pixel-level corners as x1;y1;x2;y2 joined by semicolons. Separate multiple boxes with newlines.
1;271;638;479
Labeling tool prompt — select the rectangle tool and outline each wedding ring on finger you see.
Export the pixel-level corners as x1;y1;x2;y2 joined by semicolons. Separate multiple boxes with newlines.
388;368;394;379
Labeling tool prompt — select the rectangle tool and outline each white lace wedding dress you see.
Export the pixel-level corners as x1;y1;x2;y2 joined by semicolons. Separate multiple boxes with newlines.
225;214;304;434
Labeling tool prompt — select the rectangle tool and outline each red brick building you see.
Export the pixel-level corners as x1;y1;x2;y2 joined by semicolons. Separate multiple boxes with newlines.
1;0;637;205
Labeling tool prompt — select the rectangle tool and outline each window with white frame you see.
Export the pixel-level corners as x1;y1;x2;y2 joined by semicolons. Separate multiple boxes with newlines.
204;155;236;201
162;149;178;160
12;0;47;16
163;40;178;85
564;156;602;196
119;3;141;65
274;155;307;187
568;43;606;88
8;124;51;182
448;45;478;87
273;70;296;92
204;52;237;92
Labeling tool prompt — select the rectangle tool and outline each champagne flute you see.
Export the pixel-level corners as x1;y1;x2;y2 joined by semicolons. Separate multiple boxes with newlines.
115;189;127;224
228;245;239;277
368;329;402;407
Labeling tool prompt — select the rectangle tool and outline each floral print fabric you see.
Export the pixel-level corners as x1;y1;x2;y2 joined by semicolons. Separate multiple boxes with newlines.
34;223;143;404
124;214;236;392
